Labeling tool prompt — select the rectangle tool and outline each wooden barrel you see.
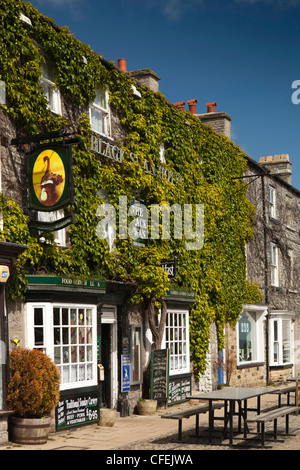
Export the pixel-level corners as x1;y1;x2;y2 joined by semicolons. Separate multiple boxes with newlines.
9;416;51;445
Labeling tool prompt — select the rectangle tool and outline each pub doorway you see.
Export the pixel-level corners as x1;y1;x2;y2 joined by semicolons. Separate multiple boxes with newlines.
101;306;118;409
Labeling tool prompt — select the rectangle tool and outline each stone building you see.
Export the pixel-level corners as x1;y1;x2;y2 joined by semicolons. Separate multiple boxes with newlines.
192;101;300;387
1;3;251;441
228;155;299;386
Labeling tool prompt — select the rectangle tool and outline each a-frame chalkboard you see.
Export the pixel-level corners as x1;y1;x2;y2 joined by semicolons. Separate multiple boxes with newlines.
150;349;170;403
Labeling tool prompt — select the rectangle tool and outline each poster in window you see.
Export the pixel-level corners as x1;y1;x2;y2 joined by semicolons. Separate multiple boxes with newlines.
27;144;73;211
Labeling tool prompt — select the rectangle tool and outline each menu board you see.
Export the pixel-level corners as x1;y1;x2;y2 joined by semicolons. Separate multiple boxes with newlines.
168;374;192;404
56;391;99;430
150;349;169;403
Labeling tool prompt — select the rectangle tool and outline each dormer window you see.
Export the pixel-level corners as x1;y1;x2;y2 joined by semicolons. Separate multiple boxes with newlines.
40;59;61;115
89;89;111;137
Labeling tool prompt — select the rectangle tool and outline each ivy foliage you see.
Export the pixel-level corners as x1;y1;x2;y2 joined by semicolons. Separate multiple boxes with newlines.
0;0;261;377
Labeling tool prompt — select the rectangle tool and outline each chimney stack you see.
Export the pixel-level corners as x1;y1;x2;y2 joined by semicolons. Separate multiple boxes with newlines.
259;154;292;184
174;101;185;111
118;59;127;72
196;101;231;139
187;99;197;114
206;102;217;113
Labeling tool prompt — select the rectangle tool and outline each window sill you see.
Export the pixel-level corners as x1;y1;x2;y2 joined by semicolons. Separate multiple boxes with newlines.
270;363;293;370
237;362;264;370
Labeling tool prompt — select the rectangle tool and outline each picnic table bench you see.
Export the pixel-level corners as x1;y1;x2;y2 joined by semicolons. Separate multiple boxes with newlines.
246;405;299;446
161;403;224;441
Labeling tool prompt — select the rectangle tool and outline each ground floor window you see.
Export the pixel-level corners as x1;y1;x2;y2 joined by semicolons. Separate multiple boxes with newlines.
26;302;97;390
131;325;143;384
237;306;266;366
162;310;190;375
269;314;293;366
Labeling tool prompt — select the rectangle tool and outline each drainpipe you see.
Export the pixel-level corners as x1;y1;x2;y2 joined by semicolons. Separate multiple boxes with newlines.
261;176;270;384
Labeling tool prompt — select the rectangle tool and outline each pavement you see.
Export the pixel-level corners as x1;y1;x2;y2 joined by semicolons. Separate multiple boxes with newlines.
1;388;300;453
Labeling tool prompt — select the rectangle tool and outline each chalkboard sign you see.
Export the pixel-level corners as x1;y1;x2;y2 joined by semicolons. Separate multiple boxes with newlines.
56;391;99;430
168;373;192;405
150;349;169;403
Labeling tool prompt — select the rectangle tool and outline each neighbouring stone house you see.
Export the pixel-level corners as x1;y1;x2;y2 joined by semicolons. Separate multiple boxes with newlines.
193;103;300;388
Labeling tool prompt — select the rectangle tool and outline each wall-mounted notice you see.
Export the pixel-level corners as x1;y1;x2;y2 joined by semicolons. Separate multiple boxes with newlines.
167;374;192;405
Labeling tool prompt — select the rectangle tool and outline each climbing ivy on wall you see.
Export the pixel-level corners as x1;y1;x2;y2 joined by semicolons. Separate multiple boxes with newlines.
0;0;261;378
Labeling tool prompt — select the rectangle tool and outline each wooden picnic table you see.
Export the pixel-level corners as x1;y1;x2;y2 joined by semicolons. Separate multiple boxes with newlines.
287;376;300;414
188;387;279;444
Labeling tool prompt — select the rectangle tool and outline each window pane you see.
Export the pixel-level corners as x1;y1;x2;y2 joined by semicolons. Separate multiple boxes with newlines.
54;327;60;345
54;308;60;325
238;311;256;362
41;60;56;82
34;308;43;326
34;327;43;346
282;320;291;363
132;326;142;383
91;108;103;134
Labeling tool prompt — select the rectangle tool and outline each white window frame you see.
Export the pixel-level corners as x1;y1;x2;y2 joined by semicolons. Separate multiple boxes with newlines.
161;309;190;376
89;89;111;137
270;243;279;286
26;302;97;391
269;313;294;367
40;59;62;115
37;209;66;247
237;305;267;366
269;186;276;218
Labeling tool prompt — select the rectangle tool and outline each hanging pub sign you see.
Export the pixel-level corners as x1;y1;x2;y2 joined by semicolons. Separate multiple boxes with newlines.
161;260;176;279
27;144;73;212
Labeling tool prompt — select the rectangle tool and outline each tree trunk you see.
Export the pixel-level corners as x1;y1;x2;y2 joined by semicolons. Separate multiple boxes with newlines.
142;296;167;397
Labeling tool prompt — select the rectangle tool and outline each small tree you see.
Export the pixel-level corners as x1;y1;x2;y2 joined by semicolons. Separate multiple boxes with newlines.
7;348;60;418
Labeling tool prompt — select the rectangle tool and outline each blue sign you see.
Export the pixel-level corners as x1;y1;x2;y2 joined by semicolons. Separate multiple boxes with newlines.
121;354;131;393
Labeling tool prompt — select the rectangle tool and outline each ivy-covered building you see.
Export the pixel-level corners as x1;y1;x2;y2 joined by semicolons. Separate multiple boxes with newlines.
0;0;261;437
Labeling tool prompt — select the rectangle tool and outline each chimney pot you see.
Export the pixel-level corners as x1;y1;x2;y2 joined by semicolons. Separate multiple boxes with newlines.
174;101;185;111
206;102;217;113
118;58;127;72
187;99;198;114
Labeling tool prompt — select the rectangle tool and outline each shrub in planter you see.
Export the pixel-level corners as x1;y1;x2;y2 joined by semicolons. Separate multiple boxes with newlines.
7;348;60;444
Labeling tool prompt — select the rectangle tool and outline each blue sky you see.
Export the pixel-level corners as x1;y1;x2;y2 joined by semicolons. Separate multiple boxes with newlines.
26;0;300;189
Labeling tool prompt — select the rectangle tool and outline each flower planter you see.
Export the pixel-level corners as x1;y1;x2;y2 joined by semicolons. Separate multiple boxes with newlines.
98;408;117;427
9;416;51;445
137;399;157;416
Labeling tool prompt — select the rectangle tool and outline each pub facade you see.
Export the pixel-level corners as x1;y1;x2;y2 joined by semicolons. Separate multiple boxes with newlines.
0;1;259;437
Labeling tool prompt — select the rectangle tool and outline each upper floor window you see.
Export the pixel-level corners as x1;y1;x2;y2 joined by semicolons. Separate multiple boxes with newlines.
270;242;279;286
41;59;61;115
269;186;276;218
37;209;66;247
89;89;111;137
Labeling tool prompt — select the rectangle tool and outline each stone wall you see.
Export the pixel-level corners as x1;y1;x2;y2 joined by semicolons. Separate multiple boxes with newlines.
196;322;219;392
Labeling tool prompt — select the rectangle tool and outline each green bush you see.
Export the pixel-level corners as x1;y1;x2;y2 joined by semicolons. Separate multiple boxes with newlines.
7;348;60;418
